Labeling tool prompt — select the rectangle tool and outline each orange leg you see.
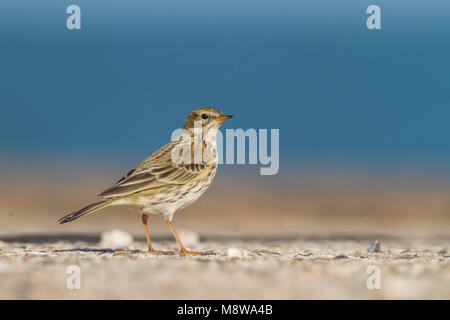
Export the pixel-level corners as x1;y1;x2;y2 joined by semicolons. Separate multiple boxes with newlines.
141;214;155;253
166;219;202;255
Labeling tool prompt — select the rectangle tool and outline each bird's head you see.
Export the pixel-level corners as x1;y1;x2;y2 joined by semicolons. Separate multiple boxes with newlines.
183;107;233;130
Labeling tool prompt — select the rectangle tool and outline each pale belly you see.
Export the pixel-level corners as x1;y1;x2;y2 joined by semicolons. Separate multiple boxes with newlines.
112;174;215;220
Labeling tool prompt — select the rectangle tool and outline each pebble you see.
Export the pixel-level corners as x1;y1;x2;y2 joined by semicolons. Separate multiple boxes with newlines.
368;240;381;253
178;230;200;247
100;229;133;249
227;247;247;259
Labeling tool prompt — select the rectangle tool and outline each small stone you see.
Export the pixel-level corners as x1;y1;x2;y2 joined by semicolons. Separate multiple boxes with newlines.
227;247;247;259
368;240;381;253
178;229;200;247
333;255;348;260
100;230;133;249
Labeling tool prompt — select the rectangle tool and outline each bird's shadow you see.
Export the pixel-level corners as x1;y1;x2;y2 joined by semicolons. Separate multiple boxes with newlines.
50;248;139;254
49;248;218;256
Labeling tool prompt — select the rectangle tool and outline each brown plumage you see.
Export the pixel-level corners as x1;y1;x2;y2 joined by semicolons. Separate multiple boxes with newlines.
58;107;232;255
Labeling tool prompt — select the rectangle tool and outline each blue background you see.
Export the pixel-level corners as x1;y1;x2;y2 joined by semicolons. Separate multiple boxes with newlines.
1;0;449;171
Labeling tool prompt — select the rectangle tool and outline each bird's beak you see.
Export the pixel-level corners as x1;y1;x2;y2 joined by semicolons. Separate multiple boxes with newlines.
214;115;233;121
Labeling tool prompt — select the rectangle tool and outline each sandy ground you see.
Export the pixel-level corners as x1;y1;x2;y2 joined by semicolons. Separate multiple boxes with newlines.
1;236;450;299
1;166;450;299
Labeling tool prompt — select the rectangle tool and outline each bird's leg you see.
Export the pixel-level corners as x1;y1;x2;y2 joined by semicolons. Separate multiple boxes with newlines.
165;219;202;255
141;214;155;254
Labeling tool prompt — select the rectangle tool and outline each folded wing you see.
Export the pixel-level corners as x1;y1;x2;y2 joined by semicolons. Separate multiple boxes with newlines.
98;138;207;198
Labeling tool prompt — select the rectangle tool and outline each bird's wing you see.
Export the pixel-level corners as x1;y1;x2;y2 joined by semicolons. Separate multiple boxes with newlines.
98;138;209;198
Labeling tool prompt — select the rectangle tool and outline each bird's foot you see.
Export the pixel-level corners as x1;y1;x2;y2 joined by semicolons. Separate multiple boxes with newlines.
180;250;216;256
146;250;177;256
143;249;216;256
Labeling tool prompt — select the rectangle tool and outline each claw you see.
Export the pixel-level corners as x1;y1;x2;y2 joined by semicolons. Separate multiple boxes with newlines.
147;250;177;256
180;250;216;256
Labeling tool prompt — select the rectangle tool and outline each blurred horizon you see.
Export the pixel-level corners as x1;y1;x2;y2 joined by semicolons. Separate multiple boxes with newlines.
1;0;450;174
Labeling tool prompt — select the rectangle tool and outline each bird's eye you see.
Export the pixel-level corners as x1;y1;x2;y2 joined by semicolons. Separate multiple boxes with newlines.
201;113;209;120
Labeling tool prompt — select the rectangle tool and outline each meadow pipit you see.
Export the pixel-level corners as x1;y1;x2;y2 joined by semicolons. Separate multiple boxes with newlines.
59;107;232;255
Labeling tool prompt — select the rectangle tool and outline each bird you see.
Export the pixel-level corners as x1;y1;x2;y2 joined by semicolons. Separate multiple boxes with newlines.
58;107;232;255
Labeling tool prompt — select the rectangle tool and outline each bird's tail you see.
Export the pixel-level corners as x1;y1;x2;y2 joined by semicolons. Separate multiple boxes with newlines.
58;199;113;224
